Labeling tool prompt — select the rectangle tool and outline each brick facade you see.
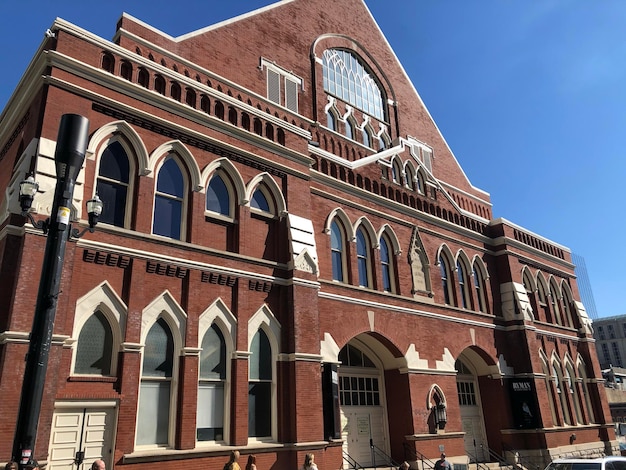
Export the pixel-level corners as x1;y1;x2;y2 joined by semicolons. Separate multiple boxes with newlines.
0;1;615;470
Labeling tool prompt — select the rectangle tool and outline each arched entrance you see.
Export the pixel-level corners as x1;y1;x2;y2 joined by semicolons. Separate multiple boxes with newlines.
338;338;391;467
456;351;489;462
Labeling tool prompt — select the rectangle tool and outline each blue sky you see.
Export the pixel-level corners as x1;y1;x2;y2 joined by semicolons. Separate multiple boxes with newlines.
1;1;623;318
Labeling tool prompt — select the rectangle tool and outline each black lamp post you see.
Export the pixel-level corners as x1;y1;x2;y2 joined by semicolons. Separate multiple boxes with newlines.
12;114;102;470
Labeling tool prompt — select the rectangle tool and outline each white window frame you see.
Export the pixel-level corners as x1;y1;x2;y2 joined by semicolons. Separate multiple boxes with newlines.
261;58;302;113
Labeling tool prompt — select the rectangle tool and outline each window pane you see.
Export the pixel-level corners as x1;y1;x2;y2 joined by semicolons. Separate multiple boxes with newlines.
75;311;112;375
157;158;184;197
137;381;170;445
100;141;130;182
200;325;226;380
251;188;270;212
143;318;174;378
197;383;224;441
250;330;272;380
207;174;230;216
153;196;182;239
248;382;271;437
96;179;127;227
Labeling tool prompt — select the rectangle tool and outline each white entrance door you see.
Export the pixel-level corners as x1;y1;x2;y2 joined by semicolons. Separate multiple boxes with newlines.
461;415;488;462
341;407;387;467
48;406;116;470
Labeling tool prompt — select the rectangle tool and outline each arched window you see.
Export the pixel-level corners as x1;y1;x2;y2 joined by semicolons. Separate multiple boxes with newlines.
197;324;226;442
102;53;115;73
251;187;272;214
138;68;149;88
215;101;225;120
362;127;372;148
550;281;563;326
170;82;181;101
241;113;250;131
200;95;210;113
565;364;583;424
137;318;174;446
553;362;572;425
96;140;131;228
391;159;402;185
249;329;272;438
206;173;232;217
541;354;559;426
345;119;354;140
404;164;416;191
331;220;346;282
380;235;394;293
578;362;595;423
473;264;488;313
322;49;385;120
154;75;166;95
185;88;196;107
356;228;370;288
120;61;132;81
327;110;336;131
537;279;551;322
457;260;470;309
74;311;113;375
415;170;424;194
153;156;185;239
439;254;453;306
378;134;387;151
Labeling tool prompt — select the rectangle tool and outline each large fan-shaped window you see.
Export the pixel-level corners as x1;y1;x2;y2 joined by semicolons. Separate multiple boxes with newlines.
322;49;385;121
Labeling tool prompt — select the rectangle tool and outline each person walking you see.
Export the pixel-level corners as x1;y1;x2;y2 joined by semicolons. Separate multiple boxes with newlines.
434;453;452;470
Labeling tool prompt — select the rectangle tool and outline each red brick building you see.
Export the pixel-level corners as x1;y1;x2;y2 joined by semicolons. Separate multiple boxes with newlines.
0;1;615;470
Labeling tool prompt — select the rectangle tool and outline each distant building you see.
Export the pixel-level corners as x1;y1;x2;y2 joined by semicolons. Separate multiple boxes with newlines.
594;315;626;369
572;253;599;320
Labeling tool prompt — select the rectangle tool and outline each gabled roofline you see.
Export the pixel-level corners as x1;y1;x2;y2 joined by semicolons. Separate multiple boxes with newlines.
358;0;488;198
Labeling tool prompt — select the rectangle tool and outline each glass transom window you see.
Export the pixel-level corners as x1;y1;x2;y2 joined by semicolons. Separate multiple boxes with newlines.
322;49;385;121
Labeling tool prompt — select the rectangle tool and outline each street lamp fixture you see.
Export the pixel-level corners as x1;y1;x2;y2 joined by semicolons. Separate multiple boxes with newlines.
434;402;447;430
18;175;103;237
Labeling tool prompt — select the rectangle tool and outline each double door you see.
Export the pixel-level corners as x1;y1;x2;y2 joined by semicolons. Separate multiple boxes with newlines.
48;405;116;470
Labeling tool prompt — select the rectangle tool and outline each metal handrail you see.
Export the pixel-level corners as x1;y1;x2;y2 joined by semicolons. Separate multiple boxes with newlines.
402;443;436;470
370;443;400;468
343;450;365;470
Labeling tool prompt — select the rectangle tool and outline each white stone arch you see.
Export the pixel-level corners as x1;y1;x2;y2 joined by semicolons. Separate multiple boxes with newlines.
70;281;127;375
522;266;536;292
324;207;355;241
87;120;150;175
245;172;287;216
248;304;281;353
377;224;401;256
435;243;455;267
427;383;447;409
353;216;378;248
455;250;472;273
471;255;489;280
200;157;246;204
141;290;187;352
198;297;237;353
148;140;202;191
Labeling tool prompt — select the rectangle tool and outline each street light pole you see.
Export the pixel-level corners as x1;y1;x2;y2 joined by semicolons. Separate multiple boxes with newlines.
12;114;90;470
